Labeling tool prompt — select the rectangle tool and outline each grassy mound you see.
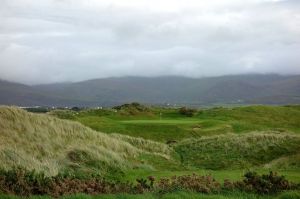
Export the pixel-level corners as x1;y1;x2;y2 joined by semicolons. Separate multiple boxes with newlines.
175;132;300;169
112;102;154;117
197;105;300;134
0;106;172;177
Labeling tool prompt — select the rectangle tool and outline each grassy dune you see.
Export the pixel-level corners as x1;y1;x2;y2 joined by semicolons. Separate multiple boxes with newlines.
0;106;172;177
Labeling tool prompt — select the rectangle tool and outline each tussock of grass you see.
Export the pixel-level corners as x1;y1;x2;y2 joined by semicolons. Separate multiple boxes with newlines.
0;106;172;176
175;132;300;169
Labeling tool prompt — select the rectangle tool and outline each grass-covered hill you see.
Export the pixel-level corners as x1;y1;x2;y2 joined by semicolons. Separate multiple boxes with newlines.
30;74;300;105
0;106;174;178
1;74;300;107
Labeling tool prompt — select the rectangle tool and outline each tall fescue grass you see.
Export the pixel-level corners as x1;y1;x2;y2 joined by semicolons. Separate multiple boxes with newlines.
0;106;172;176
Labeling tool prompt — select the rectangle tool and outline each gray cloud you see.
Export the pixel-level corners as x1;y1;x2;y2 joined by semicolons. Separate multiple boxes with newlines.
0;0;299;84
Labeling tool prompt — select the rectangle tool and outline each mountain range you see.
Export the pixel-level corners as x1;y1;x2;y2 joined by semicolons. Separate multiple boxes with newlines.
0;74;299;107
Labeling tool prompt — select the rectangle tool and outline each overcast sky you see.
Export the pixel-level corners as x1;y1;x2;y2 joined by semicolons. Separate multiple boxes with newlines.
0;0;299;84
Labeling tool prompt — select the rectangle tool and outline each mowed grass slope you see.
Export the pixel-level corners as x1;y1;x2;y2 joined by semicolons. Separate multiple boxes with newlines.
51;104;300;141
0;106;173;178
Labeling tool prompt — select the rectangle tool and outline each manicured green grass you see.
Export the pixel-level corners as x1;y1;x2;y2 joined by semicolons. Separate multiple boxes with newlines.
122;169;300;184
51;105;300;142
120;119;200;124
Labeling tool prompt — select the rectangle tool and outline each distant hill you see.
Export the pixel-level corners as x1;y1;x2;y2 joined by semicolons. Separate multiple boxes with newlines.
0;74;299;106
0;80;93;106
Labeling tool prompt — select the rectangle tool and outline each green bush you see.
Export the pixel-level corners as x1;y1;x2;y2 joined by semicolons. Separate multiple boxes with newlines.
1;168;298;197
178;107;196;117
156;174;221;194
225;171;298;194
0;167;52;196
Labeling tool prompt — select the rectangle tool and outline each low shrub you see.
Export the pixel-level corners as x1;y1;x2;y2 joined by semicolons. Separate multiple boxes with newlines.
224;171;298;194
178;107;196;117
156;174;221;194
0;168;298;197
0;167;52;195
0;167;134;197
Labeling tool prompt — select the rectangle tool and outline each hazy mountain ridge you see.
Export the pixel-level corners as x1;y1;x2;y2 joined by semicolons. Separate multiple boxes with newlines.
1;74;299;106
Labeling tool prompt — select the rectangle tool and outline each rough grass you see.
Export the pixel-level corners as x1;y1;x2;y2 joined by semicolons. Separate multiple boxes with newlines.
175;132;300;169
109;134;171;158
0;106;172;177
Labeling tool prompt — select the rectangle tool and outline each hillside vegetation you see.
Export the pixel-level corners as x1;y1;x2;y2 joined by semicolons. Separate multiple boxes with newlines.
1;105;300;198
1;106;300;176
0;106;173;178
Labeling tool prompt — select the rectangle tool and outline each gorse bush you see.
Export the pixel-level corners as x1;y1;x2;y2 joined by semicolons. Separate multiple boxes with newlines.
0;167;52;195
113;103;150;115
224;171;298;194
156;174;221;194
178;107;196;117
0;167;133;197
2;168;296;197
0;168;215;196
